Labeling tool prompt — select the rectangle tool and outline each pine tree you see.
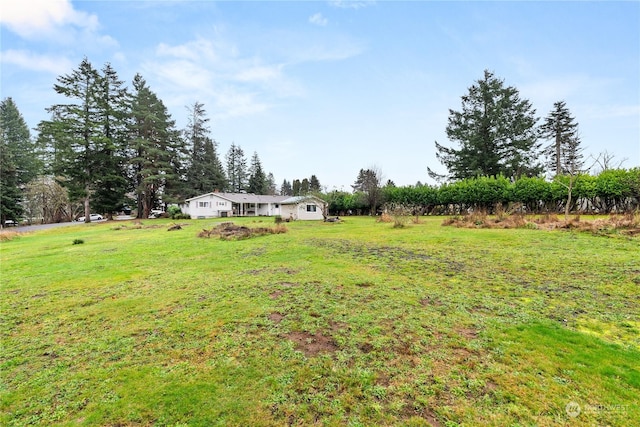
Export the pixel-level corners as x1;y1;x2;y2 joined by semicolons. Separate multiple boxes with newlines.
352;168;383;215
92;63;129;218
184;102;225;196
539;101;583;176
0;98;39;225
203;138;226;191
266;172;277;195
300;178;310;195
292;179;301;196
226;143;248;192
280;179;293;196
43;58;131;221
128;74;183;218
247;151;268;194
309;175;321;193
430;70;541;181
46;57;102;221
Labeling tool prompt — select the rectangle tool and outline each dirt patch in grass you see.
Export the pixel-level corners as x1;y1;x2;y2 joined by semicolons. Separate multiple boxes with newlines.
420;296;444;307
269;290;284;299
269;312;285;324
308;238;464;274
279;282;297;288
455;327;478;340
246;267;299;275
400;404;442;427
356;282;374;288
111;221;165;230
286;331;338;357
198;222;287;240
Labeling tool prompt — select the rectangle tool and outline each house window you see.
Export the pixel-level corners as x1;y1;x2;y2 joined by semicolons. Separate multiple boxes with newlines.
306;204;317;212
199;201;209;208
275;204;279;208
217;201;226;206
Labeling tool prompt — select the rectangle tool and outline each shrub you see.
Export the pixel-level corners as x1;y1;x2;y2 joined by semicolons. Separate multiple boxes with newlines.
167;205;181;217
72;239;84;245
393;216;408;228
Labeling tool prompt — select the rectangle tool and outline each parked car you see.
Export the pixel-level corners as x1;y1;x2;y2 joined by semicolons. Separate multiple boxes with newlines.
4;219;17;227
76;214;103;222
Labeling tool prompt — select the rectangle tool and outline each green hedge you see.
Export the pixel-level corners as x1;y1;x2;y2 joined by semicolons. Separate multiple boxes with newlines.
382;168;639;214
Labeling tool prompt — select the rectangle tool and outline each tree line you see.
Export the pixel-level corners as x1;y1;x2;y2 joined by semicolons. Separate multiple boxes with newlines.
1;65;636;225
0;58;324;224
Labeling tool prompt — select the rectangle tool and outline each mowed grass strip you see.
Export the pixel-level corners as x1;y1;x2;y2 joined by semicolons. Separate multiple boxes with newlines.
1;217;638;426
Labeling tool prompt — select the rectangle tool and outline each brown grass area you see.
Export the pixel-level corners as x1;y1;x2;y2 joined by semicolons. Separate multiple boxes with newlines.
198;222;288;240
443;211;640;235
0;230;21;242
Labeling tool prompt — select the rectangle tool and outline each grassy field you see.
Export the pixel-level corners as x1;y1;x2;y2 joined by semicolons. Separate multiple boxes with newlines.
1;216;638;426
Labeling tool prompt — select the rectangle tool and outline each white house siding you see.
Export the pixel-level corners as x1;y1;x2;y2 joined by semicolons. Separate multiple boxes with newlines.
182;193;326;220
183;194;233;218
280;199;324;220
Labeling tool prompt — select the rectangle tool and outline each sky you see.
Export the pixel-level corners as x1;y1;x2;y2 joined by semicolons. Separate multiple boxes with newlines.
1;0;639;191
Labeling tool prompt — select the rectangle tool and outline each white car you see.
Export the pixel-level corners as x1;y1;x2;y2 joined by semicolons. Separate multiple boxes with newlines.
77;214;103;222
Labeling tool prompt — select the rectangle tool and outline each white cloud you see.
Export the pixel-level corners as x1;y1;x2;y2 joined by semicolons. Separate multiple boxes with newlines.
235;65;283;83
0;0;99;39
153;59;213;91
328;0;375;10
309;13;328;26
518;74;617;112
0;49;73;74
144;37;285;122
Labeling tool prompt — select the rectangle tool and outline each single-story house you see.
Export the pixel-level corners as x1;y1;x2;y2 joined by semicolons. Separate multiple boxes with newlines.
180;192;327;220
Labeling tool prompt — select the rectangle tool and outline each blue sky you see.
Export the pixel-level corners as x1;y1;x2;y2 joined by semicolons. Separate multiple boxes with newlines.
1;1;638;191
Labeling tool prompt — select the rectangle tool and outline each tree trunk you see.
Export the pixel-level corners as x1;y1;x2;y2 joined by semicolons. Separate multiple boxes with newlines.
564;176;573;221
555;133;562;175
84;189;91;223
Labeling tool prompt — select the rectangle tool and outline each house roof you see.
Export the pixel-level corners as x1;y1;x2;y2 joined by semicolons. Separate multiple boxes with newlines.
184;192;325;205
280;195;325;205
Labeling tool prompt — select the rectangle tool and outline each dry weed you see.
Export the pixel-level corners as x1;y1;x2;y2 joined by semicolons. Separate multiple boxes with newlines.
377;213;393;223
443;210;640;237
0;230;20;242
198;222;287;240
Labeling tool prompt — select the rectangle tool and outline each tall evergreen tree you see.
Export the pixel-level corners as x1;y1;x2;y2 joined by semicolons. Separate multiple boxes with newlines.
128;74;183;218
539;100;583;176
292;179;301;196
280;179;293;196
300;178;310;195
45;58;102;222
184;102;225;197
225;143;248;192
0;98;40;225
430;70;541;181
247;151;268;194
202;138;226;191
92;63;129;218
309;174;321;193
352;167;383;214
42;58;130;221
266;172;277;195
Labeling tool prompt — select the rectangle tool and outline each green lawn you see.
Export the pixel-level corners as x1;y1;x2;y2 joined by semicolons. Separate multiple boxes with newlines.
1;217;638;426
